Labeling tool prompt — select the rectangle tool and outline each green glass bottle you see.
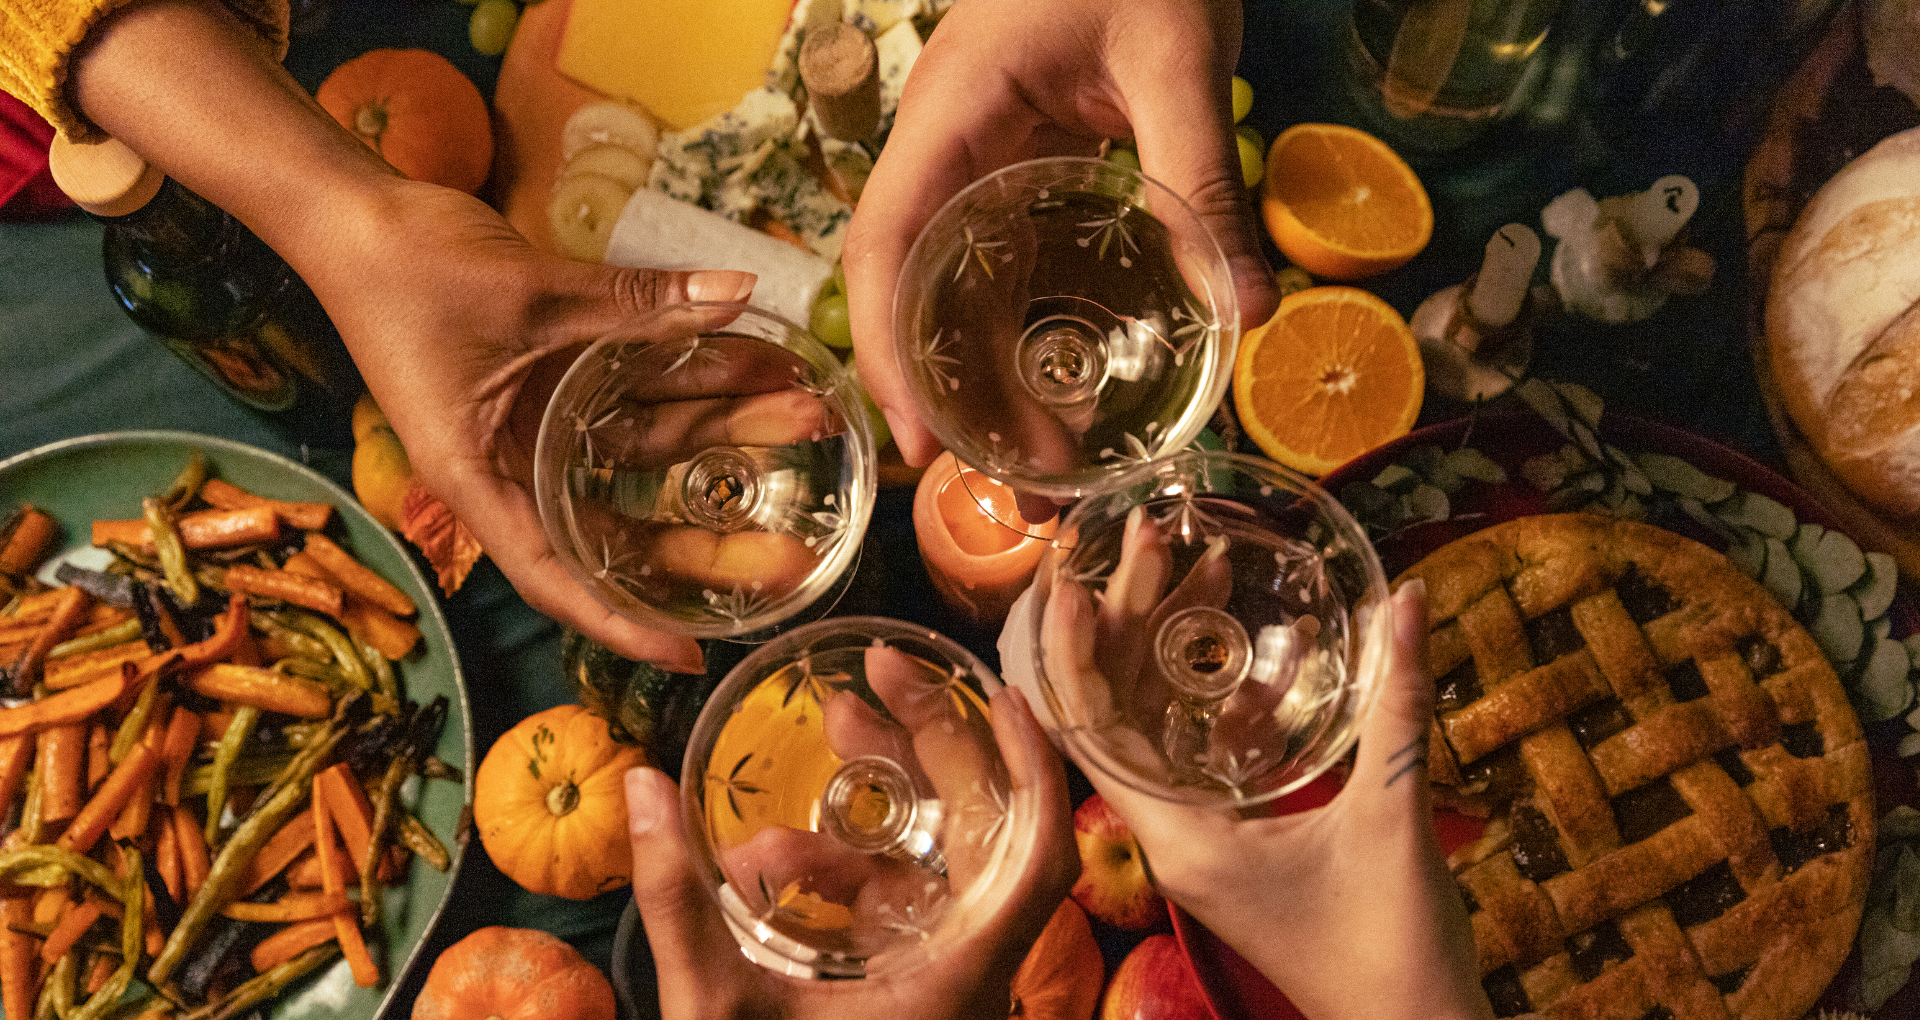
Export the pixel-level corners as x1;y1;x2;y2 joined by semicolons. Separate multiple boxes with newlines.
49;133;361;449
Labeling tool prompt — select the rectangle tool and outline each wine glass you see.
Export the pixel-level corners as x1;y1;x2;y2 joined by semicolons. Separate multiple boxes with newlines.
534;301;875;640
1027;450;1391;807
679;616;1027;978
893;156;1239;533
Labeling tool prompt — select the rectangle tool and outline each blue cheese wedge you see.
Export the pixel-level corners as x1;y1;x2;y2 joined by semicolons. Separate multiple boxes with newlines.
844;0;923;34
648;88;801;206
744;146;852;261
769;0;844;96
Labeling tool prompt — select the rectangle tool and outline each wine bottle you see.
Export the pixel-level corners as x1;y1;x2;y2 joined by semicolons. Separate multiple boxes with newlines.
47;132;361;449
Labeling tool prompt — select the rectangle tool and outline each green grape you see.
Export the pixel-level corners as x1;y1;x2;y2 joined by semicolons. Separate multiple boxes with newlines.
1231;76;1254;123
469;0;519;56
810;289;852;350
1106;146;1141;172
830;259;847;296
1236;131;1265;189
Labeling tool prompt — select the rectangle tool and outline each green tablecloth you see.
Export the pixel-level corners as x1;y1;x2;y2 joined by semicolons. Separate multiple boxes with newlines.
0;0;1815;1014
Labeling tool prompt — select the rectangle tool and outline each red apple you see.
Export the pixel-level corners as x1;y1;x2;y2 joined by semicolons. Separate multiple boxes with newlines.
1071;793;1166;931
1100;933;1214;1020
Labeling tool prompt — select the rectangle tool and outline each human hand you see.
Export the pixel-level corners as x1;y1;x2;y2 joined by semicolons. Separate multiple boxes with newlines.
1045;569;1492;1020
843;0;1279;468
625;683;1078;1019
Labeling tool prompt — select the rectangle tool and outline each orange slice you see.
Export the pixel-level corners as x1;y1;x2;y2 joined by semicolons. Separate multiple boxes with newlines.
1260;123;1433;281
1233;286;1424;476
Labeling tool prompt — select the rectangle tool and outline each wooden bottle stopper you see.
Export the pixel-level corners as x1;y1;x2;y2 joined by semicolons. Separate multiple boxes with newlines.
46;133;164;217
800;22;881;143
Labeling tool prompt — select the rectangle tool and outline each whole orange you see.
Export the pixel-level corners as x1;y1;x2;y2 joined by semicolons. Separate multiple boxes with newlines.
317;49;494;195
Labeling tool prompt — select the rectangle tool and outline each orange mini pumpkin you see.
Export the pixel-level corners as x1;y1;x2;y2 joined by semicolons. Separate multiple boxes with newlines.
316;48;494;195
474;704;645;899
413;925;617;1020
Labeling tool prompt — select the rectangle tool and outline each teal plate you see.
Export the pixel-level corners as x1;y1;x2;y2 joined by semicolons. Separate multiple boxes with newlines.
0;430;473;1018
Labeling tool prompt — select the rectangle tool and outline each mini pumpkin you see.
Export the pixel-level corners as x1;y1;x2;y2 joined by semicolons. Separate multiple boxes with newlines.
1011;899;1105;1020
316;48;494;195
474;704;645;899
413;925;616;1020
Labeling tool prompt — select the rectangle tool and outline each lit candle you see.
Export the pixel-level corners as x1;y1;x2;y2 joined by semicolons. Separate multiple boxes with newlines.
913;451;1057;630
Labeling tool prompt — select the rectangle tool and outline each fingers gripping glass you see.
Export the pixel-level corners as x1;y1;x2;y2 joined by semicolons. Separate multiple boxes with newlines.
534;302;876;640
679;617;1024;978
1031;451;1392;808
894;157;1239;538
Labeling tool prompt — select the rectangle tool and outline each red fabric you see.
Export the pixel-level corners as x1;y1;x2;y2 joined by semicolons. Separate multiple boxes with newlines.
0;90;75;222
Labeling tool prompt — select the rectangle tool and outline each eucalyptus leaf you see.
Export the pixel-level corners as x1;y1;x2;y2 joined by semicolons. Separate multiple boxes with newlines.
1860;905;1920;1010
1906;633;1920;670
1790;522;1827;567
1902;729;1920;757
1762;536;1803;611
1517;378;1571;437
1856;636;1914;722
1811;591;1865;665
1677;496;1736;545
1853;551;1899;621
1555;380;1605;429
1570;418;1604;463
1886;805;1920;843
1522;452;1570;491
1794;527;1868;594
1896;844;1920;932
1404;484;1451;523
1635;452;1735;503
1727;537;1767;579
1372;464;1419;493
1609;446;1654;495
1715;490;1797;539
1443;447;1507;484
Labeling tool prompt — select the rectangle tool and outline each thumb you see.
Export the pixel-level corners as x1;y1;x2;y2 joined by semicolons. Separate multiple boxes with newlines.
625;766;750;1007
1345;578;1438;799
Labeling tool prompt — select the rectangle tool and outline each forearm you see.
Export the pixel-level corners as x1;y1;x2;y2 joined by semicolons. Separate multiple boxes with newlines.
65;0;402;279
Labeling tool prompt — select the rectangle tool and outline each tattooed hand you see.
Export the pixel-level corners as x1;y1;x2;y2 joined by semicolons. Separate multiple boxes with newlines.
1077;580;1495;1020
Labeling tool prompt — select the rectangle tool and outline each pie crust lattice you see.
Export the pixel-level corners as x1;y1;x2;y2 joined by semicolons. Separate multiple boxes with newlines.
1398;514;1874;1020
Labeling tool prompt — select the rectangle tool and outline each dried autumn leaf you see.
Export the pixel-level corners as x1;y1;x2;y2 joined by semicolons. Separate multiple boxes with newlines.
400;479;483;596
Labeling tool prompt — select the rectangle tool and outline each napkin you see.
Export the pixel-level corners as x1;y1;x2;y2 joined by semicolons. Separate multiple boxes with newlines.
0;91;73;222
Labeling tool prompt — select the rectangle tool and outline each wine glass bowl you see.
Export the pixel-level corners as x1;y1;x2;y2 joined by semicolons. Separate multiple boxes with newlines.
534;302;875;639
1032;450;1390;808
894;157;1239;502
679;617;1022;978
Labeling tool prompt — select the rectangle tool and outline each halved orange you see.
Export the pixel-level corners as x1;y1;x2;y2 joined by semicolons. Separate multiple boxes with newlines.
1233;285;1424;476
1261;123;1432;281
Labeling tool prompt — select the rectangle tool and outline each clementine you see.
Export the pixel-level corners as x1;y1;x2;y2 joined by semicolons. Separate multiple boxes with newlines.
1232;285;1424;476
1260;123;1432;281
317;49;494;195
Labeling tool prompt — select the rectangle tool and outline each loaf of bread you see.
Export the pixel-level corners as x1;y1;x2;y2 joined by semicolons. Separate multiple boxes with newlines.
1766;125;1920;519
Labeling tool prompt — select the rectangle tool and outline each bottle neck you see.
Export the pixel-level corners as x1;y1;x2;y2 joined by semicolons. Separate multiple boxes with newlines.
96;177;239;252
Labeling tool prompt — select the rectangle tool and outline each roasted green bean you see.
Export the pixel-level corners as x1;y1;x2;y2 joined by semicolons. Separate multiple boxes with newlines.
142;497;198;610
203;705;260;844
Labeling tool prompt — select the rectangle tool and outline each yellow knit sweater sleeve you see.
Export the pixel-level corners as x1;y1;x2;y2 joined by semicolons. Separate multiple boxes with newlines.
1;0;291;141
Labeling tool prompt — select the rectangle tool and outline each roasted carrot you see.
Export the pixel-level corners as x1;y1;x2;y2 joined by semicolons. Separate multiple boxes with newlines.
188;663;331;719
248;917;336;974
0;672;127;740
84;951;115;996
314;764;374;868
220;891;350;923
283;553;418;659
38;898;105;966
90;506;281;552
0;890;40;1020
238;814;316;897
157;807;184;901
158;705;199;805
300;534;413;616
36;722;86;823
127;592;248;684
311;781;377;987
59;741;158;855
43;640;148;691
286;851;324;889
0;506;58;576
223;563;344;618
10;585;90;689
0;734;31;821
172;805;210;900
85;722;108;794
199;479;332;532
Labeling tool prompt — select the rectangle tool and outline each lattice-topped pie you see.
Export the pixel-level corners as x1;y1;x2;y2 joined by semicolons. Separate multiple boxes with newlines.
1398;514;1873;1020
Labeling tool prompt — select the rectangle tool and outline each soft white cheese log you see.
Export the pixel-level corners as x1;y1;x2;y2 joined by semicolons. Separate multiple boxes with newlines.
604;187;831;328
